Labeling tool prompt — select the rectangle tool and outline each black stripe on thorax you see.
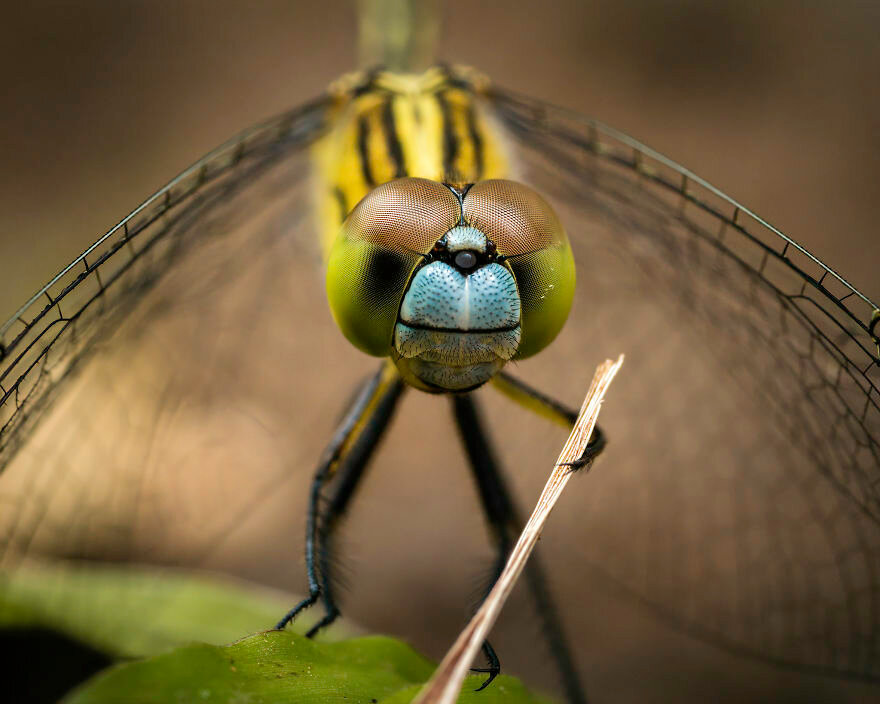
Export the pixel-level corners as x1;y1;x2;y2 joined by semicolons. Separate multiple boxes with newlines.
333;186;349;223
357;114;376;187
465;101;484;180
436;91;458;180
381;97;406;178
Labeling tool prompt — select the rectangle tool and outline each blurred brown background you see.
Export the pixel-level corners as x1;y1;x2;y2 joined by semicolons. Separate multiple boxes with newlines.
0;0;877;322
1;2;878;703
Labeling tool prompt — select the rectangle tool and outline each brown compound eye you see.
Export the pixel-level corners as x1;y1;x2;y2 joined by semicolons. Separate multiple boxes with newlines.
341;178;461;254
461;179;576;359
462;179;565;256
326;178;461;357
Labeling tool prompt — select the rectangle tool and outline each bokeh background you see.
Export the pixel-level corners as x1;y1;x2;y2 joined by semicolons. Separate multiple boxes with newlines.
0;2;878;703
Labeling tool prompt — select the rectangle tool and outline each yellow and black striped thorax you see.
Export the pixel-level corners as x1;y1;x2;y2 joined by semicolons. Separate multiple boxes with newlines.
314;66;511;254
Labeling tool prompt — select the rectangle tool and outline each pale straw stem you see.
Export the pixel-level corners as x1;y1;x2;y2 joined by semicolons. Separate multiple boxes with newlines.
413;354;625;704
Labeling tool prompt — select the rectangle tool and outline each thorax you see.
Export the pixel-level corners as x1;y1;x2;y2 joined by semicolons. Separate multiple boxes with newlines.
313;67;511;255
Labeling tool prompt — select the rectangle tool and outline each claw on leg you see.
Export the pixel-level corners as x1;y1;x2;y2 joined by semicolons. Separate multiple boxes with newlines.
469;640;500;691
305;608;340;638
558;428;606;472
275;592;320;630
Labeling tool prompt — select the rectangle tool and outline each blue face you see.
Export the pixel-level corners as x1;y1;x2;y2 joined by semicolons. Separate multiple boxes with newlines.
393;225;522;391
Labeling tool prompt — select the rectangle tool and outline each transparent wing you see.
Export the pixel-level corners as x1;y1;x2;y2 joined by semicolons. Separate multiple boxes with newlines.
0;96;338;570
480;87;880;688
0;82;878;704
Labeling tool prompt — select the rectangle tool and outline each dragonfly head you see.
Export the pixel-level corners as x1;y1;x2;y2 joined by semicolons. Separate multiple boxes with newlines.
326;178;575;392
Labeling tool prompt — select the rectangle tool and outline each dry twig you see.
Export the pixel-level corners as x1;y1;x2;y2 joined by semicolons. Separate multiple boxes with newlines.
413;354;624;704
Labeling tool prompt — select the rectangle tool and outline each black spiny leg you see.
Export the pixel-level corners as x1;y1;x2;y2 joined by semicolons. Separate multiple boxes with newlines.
276;362;405;633
451;393;589;704
307;369;406;636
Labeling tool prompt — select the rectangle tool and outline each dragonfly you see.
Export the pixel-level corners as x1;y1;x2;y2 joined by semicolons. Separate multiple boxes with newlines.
1;6;879;703
271;65;611;700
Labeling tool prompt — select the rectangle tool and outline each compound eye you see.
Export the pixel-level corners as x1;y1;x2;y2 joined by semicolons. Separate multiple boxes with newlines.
462;179;575;359
326;178;461;357
342;178;461;255
462;179;565;256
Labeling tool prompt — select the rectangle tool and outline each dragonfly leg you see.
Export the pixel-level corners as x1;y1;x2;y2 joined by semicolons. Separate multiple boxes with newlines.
558;426;605;471
490;371;607;470
470;640;501;692
275;361;405;633
306;372;406;637
451;393;589;704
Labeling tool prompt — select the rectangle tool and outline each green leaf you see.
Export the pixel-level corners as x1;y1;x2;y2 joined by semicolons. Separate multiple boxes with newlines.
64;630;554;704
2;564;552;703
0;562;349;659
